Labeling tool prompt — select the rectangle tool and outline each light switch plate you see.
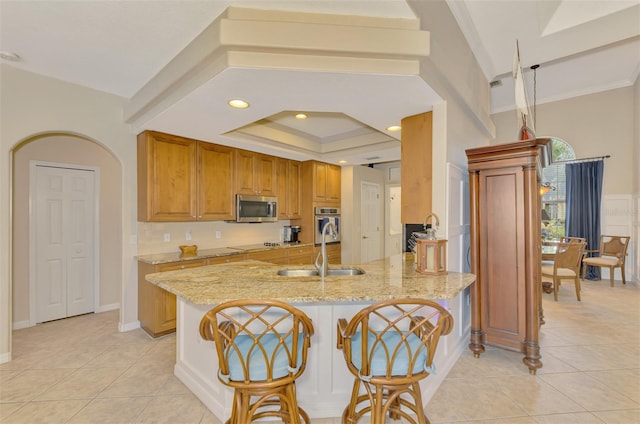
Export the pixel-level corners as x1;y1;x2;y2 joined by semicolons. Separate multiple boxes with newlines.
163;233;171;242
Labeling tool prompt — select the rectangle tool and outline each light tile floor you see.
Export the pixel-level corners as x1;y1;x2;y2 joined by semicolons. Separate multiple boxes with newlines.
1;278;638;423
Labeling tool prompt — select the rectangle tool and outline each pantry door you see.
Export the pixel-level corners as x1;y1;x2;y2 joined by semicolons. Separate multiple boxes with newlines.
33;163;97;323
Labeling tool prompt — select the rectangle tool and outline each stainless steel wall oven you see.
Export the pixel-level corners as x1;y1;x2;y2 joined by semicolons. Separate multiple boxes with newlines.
314;206;341;245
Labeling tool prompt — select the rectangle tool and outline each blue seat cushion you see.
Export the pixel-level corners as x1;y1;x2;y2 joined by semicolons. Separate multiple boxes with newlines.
226;333;302;382
350;330;427;376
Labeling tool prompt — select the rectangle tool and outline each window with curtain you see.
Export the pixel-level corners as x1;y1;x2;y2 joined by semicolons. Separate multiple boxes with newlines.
541;138;575;239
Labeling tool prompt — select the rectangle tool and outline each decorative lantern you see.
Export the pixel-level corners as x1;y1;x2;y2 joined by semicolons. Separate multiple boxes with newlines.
415;213;447;275
415;238;447;275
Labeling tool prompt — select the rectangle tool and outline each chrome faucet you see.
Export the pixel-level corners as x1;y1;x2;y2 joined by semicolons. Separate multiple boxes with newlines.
315;221;337;277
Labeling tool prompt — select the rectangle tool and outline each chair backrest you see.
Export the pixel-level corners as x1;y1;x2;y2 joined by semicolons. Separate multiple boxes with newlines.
554;240;586;271
562;237;586;244
199;299;314;385
599;235;630;264
338;299;453;381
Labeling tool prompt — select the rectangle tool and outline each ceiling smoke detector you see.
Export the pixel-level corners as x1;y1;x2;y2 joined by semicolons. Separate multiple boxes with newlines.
489;80;502;88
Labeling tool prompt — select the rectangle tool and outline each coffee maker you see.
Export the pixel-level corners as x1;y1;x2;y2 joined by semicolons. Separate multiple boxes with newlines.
283;225;301;243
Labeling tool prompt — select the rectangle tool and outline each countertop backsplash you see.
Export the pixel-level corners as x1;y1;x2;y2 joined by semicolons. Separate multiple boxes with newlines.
136;220;293;255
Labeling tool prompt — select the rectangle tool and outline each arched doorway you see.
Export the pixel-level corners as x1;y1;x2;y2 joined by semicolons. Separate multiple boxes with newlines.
12;133;122;329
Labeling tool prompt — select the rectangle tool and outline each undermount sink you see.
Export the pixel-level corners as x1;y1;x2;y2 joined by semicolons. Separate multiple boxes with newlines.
277;268;365;277
325;268;365;276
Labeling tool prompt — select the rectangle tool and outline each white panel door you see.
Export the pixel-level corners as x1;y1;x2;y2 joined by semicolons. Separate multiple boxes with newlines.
35;165;95;323
446;163;470;273
361;182;381;263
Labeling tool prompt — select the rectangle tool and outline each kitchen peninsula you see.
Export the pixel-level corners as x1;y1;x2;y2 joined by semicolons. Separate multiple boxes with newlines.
145;254;475;420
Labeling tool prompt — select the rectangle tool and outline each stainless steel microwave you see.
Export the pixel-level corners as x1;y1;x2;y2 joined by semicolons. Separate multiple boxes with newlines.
236;194;278;223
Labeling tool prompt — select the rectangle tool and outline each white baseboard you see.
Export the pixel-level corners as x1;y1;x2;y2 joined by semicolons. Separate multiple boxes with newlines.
119;320;140;332
12;320;31;330
0;351;11;364
95;303;119;313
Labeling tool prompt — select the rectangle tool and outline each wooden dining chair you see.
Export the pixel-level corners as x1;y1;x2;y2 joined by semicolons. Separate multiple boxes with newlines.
541;240;586;301
199;299;314;424
336;298;453;424
581;235;630;286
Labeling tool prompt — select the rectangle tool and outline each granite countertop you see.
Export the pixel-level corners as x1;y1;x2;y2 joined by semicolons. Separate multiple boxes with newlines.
144;254;476;305
137;242;315;265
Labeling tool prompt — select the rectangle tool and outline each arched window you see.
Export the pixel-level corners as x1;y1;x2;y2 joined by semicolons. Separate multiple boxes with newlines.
541;138;575;239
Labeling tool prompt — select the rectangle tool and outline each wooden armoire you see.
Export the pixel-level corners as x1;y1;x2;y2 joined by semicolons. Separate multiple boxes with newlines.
466;139;551;374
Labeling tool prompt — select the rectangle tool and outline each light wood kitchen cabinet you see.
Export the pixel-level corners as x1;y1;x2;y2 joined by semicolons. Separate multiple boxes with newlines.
138;253;247;337
197;142;236;220
137;131;235;222
297;160;341;244
245;246;314;265
302;161;341;204
466;138;551;374
400;111;432;224
246;249;289;265
315;244;341;264
207;254;247;265
138;259;206;337
138;131;197;221
287;245;314;265
236;149;277;196
277;158;301;219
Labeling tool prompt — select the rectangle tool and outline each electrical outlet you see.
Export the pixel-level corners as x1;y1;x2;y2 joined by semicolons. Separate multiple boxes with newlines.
215;231;221;239
186;230;192;241
163;233;171;242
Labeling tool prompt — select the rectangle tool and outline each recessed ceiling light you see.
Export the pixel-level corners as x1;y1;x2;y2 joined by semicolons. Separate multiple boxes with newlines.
338;160;348;164
0;51;21;62
386;125;401;132
228;99;249;109
295;113;308;120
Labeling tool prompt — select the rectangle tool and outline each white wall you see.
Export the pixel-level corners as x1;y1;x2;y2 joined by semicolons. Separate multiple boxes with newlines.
137;220;294;255
492;87;635;195
0;65;138;361
340;165;385;264
12;135;122;326
492;86;637;282
407;1;492;278
373;162;403;256
0;1;503;363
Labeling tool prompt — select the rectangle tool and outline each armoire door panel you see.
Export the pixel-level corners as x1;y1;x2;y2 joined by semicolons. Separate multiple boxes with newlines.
466;139;552;373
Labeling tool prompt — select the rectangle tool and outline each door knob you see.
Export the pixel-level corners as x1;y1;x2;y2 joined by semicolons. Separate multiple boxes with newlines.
362;236;368;239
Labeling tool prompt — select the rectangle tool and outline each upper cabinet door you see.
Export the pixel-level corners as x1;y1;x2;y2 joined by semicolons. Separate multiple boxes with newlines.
326;164;341;203
138;131;197;221
311;161;341;204
236;150;277;196
235;150;257;195
197;142;236;220
287;160;302;218
313;162;328;201
255;154;277;196
277;158;302;219
401;112;432;224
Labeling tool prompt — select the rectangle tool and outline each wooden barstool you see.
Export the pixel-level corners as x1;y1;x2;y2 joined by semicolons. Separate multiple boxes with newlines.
336;299;453;424
199;299;314;424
